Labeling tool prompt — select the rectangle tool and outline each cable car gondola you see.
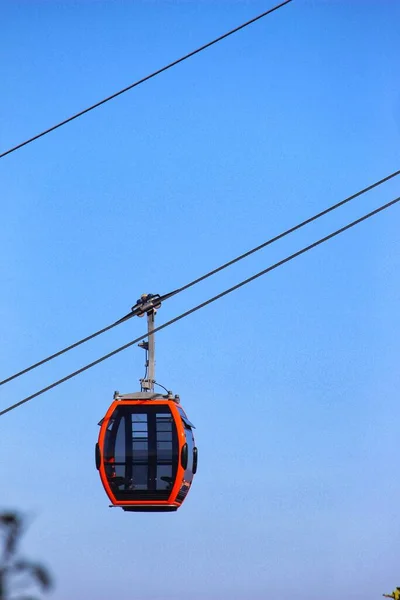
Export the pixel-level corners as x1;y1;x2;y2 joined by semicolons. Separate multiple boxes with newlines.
96;392;197;512
95;294;197;512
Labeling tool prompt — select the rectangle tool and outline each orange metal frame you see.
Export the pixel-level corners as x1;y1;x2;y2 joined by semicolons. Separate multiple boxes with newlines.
98;400;188;509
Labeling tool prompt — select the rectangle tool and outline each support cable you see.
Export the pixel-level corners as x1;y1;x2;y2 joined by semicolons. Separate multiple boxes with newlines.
1;167;399;387
166;169;400;298
0;312;131;386
1;194;398;418
0;0;292;160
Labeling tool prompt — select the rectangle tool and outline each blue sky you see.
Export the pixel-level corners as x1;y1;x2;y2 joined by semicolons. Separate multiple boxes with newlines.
1;1;399;599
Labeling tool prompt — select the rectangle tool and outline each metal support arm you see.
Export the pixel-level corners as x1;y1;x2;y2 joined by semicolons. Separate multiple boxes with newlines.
134;294;160;393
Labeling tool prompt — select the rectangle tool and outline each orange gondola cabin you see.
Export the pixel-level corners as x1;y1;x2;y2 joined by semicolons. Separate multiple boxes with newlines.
96;392;197;512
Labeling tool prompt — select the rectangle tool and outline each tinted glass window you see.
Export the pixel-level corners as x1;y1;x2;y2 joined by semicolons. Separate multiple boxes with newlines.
131;414;149;489
103;405;178;501
177;406;195;429
114;416;126;462
184;424;194;483
156;413;175;490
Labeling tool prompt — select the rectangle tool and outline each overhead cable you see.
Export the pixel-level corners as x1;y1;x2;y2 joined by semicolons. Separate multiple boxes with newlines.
1;194;398;417
0;0;292;160
1;167;399;387
0;293;172;386
168;169;400;297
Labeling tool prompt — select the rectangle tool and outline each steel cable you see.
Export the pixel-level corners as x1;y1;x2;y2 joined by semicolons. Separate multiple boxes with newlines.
0;0;292;160
1;167;399;387
1;194;398;417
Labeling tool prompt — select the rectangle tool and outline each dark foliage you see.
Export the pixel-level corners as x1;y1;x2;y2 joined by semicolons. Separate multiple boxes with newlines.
0;512;52;600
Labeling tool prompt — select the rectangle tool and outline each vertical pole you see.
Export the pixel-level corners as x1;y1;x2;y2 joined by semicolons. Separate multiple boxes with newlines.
147;309;155;392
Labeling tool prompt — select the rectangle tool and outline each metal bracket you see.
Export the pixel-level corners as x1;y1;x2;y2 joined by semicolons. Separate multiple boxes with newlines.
131;293;162;318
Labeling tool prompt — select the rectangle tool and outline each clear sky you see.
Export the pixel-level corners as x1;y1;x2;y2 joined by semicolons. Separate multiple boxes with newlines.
1;1;399;599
